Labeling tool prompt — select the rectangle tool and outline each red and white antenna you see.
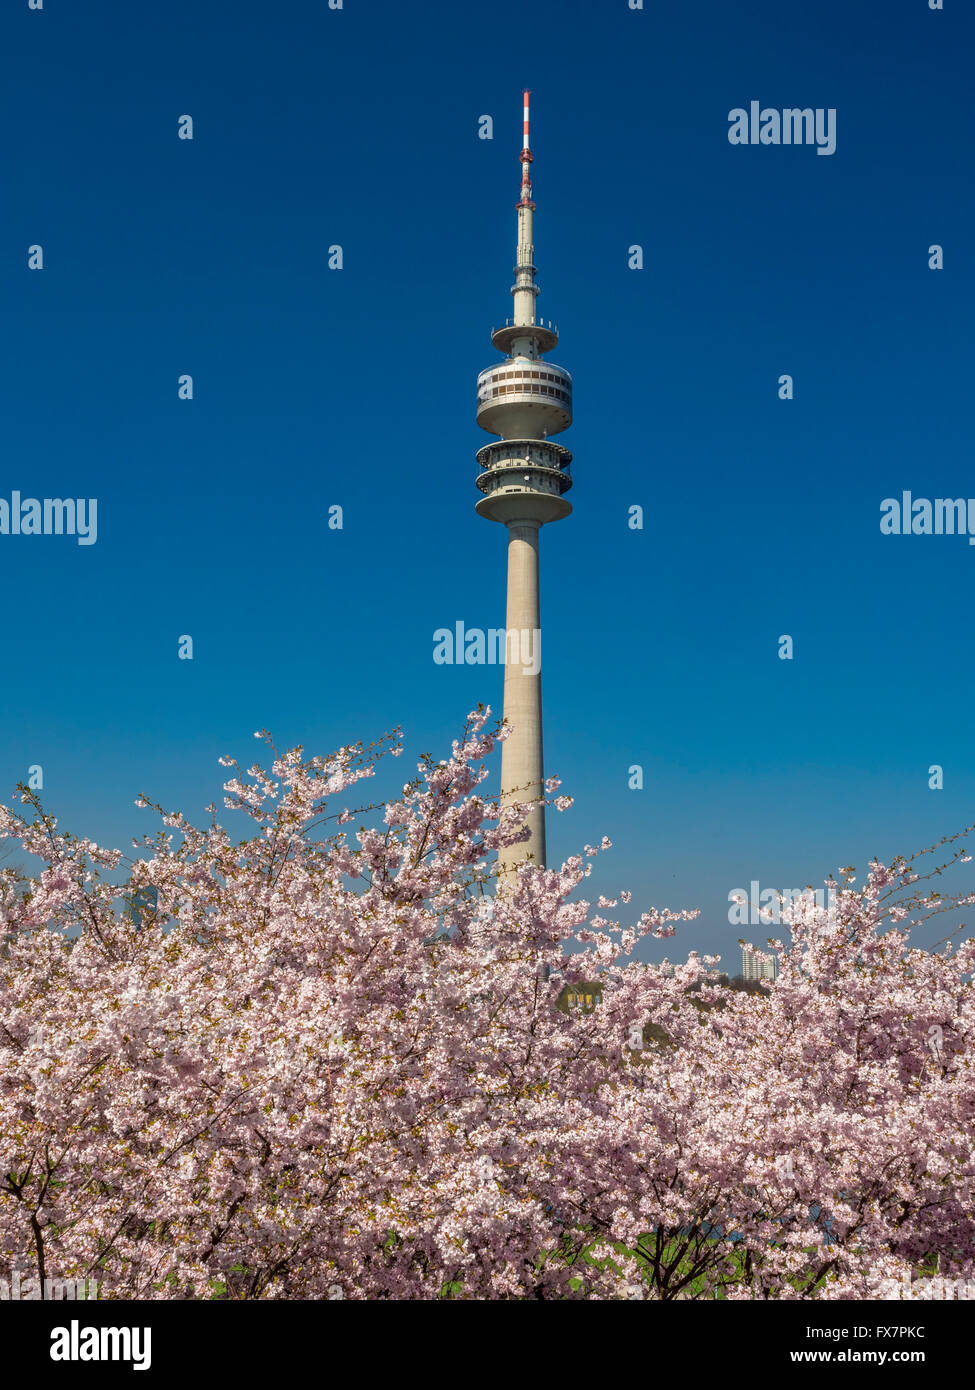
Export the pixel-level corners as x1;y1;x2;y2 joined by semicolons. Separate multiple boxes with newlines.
519;88;535;208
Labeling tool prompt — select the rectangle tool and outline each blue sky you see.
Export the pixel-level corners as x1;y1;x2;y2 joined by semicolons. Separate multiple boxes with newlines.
2;0;973;967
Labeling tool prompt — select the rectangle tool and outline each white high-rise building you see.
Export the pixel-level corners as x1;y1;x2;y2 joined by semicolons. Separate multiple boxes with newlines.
475;91;573;875
741;946;779;983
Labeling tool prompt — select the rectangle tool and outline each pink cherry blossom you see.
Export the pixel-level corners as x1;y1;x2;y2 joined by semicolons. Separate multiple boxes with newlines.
0;711;972;1299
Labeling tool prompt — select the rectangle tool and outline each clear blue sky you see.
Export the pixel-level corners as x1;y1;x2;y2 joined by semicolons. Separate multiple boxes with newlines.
2;0;973;967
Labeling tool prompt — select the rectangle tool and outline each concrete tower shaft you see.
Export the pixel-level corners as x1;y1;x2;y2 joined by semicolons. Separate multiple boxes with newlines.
475;92;574;877
512;203;538;333
499;521;546;869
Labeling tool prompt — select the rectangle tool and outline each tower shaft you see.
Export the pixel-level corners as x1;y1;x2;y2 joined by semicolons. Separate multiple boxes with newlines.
498;521;545;875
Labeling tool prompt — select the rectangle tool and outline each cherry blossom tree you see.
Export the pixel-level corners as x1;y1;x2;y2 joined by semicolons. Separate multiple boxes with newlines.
1;710;973;1300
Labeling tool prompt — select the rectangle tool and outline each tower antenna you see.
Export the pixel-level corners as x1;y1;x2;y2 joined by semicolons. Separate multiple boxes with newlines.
518;90;535;214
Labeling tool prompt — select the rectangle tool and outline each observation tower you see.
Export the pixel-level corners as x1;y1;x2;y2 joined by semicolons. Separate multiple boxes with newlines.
475;90;573;874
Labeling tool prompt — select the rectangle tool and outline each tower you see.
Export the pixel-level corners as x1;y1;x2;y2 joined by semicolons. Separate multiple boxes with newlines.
475;91;573;875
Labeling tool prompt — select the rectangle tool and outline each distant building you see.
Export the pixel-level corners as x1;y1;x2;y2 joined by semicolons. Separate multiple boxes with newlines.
741;945;778;983
557;982;602;1013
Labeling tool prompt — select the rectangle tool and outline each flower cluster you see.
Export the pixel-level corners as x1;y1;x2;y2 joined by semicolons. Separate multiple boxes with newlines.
1;710;973;1300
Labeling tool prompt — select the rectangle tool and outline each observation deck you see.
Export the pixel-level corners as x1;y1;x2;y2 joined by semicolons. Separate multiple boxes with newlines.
476;359;572;438
491;317;559;356
475;436;572;525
